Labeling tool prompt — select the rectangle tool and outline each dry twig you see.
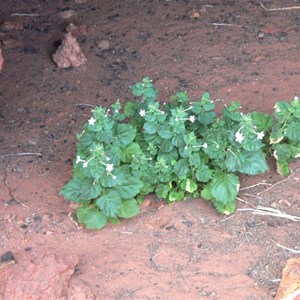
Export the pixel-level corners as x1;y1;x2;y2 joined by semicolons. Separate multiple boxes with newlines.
11;13;40;16
238;206;300;222
260;2;300;12
0;152;42;158
272;240;300;254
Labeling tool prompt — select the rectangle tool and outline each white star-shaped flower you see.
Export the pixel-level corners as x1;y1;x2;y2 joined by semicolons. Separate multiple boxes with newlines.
106;164;114;172
235;131;244;143
88;117;96;126
294;96;299;101
83;161;88;168
257;131;265;140
203;142;208;149
139;109;146;117
76;155;82;164
189;115;196;123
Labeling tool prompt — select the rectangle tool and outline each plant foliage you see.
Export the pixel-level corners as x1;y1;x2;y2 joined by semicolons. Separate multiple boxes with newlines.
60;78;300;228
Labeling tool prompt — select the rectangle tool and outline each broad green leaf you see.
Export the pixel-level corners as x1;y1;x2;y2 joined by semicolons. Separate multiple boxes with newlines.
250;111;274;132
118;199;140;218
168;190;185;202
76;204;90;224
210;172;239;204
198;111;217;125
115;124;136;146
96;190;121;217
195;164;212;182
189;153;201;166
121;142;143;163
274;101;290;122
77;206;107;229
157;125;173;139
143;122;157;134
213;200;236;215
180;178;198;193
108;217;121;224
124;101;136;118
130;82;144;96
171;91;190;104
172;134;186;148
270;123;284;144
160;140;174;153
272;143;293;162
174;159;189;178
276;161;290;176
155;184;169;199
285;123;300;141
113;178;143;199
201;184;213;200
60;178;101;202
242;138;264;152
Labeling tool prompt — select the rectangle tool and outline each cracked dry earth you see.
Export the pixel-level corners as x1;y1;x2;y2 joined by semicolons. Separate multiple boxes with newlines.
0;0;300;299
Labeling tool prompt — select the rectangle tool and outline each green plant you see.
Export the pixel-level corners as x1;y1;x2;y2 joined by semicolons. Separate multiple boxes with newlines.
60;78;300;229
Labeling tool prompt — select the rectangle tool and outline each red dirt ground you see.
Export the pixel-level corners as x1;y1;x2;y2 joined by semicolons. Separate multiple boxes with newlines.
0;0;300;299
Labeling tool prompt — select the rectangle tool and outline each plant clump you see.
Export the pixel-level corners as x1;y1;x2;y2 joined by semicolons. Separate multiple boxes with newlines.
60;78;300;229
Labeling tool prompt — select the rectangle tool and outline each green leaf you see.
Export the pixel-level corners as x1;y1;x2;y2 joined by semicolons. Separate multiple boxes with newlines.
143;122;157;134
213;200;236;215
274;101;290;122
250;112;274;132
115;124;136;146
180;178;198;193
189;153;201;166
96;190;121;217
113;178;143;199
210;172;239;204
60;178;101;202
172;134;186;148
168;190;185;202
174;159;189;178
130;82;144;96
121;142;143;163
276;161;290;176
198;111;217;125
155;184;169;199
270;123;284;144
157;124;173;139
195;164;212;182
118;199;140;218
160;140;174;153
226;149;268;175
77;206;107;229
285;123;300;141
124;101;136;118
201;184;213;200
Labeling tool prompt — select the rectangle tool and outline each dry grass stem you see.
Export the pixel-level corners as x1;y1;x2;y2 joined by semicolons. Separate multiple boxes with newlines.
282;289;300;300
260;2;300;11
0;152;42;158
240;182;273;191
11;13;40;16
257;177;291;195
272;240;300;254
238;206;300;222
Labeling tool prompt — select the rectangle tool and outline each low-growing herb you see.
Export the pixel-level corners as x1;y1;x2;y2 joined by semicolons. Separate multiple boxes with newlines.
60;78;300;229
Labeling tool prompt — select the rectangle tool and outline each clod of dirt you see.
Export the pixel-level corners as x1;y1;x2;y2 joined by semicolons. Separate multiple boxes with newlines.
0;20;23;31
2;248;80;299
275;258;300;300
187;8;206;19
97;39;110;51
58;9;76;19
66;23;87;38
52;32;87;68
0;49;3;72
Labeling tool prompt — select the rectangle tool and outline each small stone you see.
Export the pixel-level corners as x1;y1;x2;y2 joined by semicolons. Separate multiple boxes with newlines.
97;39;110;51
0;20;23;31
52;32;87;68
1;251;16;265
258;32;264;39
66;23;87;38
58;9;76;19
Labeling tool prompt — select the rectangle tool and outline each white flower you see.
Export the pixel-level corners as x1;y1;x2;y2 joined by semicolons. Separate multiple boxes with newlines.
257;131;265;140
106;164;114;172
235;131;244;143
203;142;208;149
83;161;88;168
161;111;165;115
139;109;146;117
76;155;82;164
115;109;119;114
88;117;96;126
184;145;188;150
112;175;117;180
294;96;299;101
189;115;196;123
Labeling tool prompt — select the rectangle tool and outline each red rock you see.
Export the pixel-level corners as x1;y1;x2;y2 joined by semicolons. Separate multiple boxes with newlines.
275;258;300;300
0;49;3;72
52;32;87;68
2;248;80;300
